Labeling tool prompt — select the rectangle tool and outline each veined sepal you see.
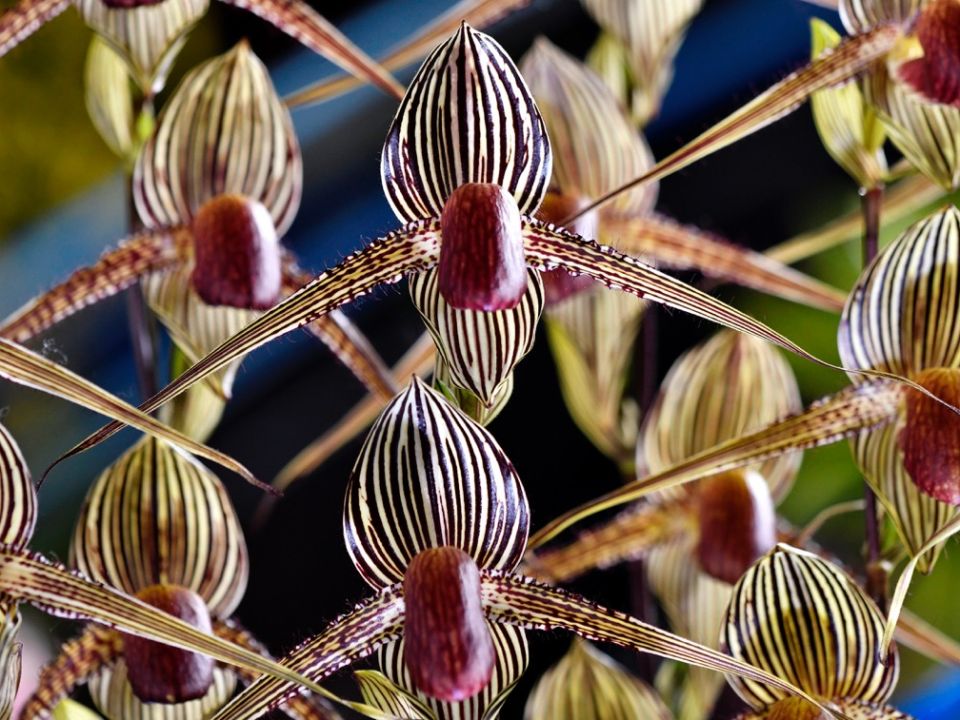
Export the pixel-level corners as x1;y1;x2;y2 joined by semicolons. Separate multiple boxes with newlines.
84;36;141;164
0;605;21;720
410;268;543;408
0;421;35;551
434;358;513;427
344;378;529;589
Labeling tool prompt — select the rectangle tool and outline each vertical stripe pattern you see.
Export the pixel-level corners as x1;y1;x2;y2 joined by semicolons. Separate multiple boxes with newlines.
722;545;898;710
0;605;20;720
381;23;551;223
134;41;301;235
410;268;543;407
0;422;34;551
70;436;249;618
355;671;433;719
520;38;657;217
344;378;529;590
839;0;925;34
74;0;209;94
377;623;528;720
639;330;802;502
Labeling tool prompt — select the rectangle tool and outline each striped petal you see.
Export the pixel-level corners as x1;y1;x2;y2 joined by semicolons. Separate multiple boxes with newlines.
0;422;35;550
0;338;263;489
84;36;138;162
545;284;645;467
524;640;672;720
88;662;237;720
434;356;513;426
217;0;402;99
839;0;923;34
344;378;529;589
581;0;704;126
0;549;372;707
0;229;188;344
569;24;902;218
480;571;841;718
529;381;903;549
866;65;960;190
410;268;543;407
54;221;442;461
75;0;209;94
585;33;635;122
209;588;406;720
722;544;898;710
0;0;69;58
376;623;528;720
639;331;802;502
381;23;550;223
70;436;249;618
811;19;888;189
355;671;434;720
520;37;657;216
19;625;122;720
839;205;960;376
0;605;20;720
285;0;533;108
604;214;849;312
134;41;301;234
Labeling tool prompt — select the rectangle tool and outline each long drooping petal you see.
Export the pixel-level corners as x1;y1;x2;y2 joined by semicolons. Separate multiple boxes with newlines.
0;229;188;344
0;337;264;489
606;213;849;312
217;0;403;100
284;0;532;108
0;549;380;710
0;0;69;58
381;23;550;223
134;41;301;234
569;24;902;220
529;381;903;548
480;572;843;719
344;378;529;589
723;545;898;710
18;625;122;720
209;589;406;720
52;221;441;462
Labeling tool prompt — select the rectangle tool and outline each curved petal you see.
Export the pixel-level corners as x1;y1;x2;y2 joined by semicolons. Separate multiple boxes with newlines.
135;41;301;234
480;572;841;718
381;23;550;223
410;268;543;407
209;588;406;720
639;330;802;502
355;671;434;720
524;640;671;720
520;38;657;216
18;625;122;720
0;605;21;720
839;205;960;376
84;36;138;161
0;0;69;58
75;0;209;94
722;544;898;710
376;623;528;720
284;0;532;108
839;0;922;34
605;213;849;312
55;221;441;473
345;378;529;589
0;229;188;344
529;381;903;549
70;436;249;618
0;422;35;550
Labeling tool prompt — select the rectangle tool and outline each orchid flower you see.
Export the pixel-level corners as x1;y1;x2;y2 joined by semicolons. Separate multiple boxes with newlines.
200;378;840;720
0;418;382;719
721;544;913;720
529;204;960;666
580;0;704;126
0;40;398;415
524;640;673;720
519;37;846;469
18;423;345;720
527;330;801;720
0;0;402;99
53;23;943;470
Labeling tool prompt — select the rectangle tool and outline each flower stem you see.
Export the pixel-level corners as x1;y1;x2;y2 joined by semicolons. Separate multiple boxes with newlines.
861;183;886;611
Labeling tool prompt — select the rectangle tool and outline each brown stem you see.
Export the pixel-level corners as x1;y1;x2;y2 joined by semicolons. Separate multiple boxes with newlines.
860;183;887;611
